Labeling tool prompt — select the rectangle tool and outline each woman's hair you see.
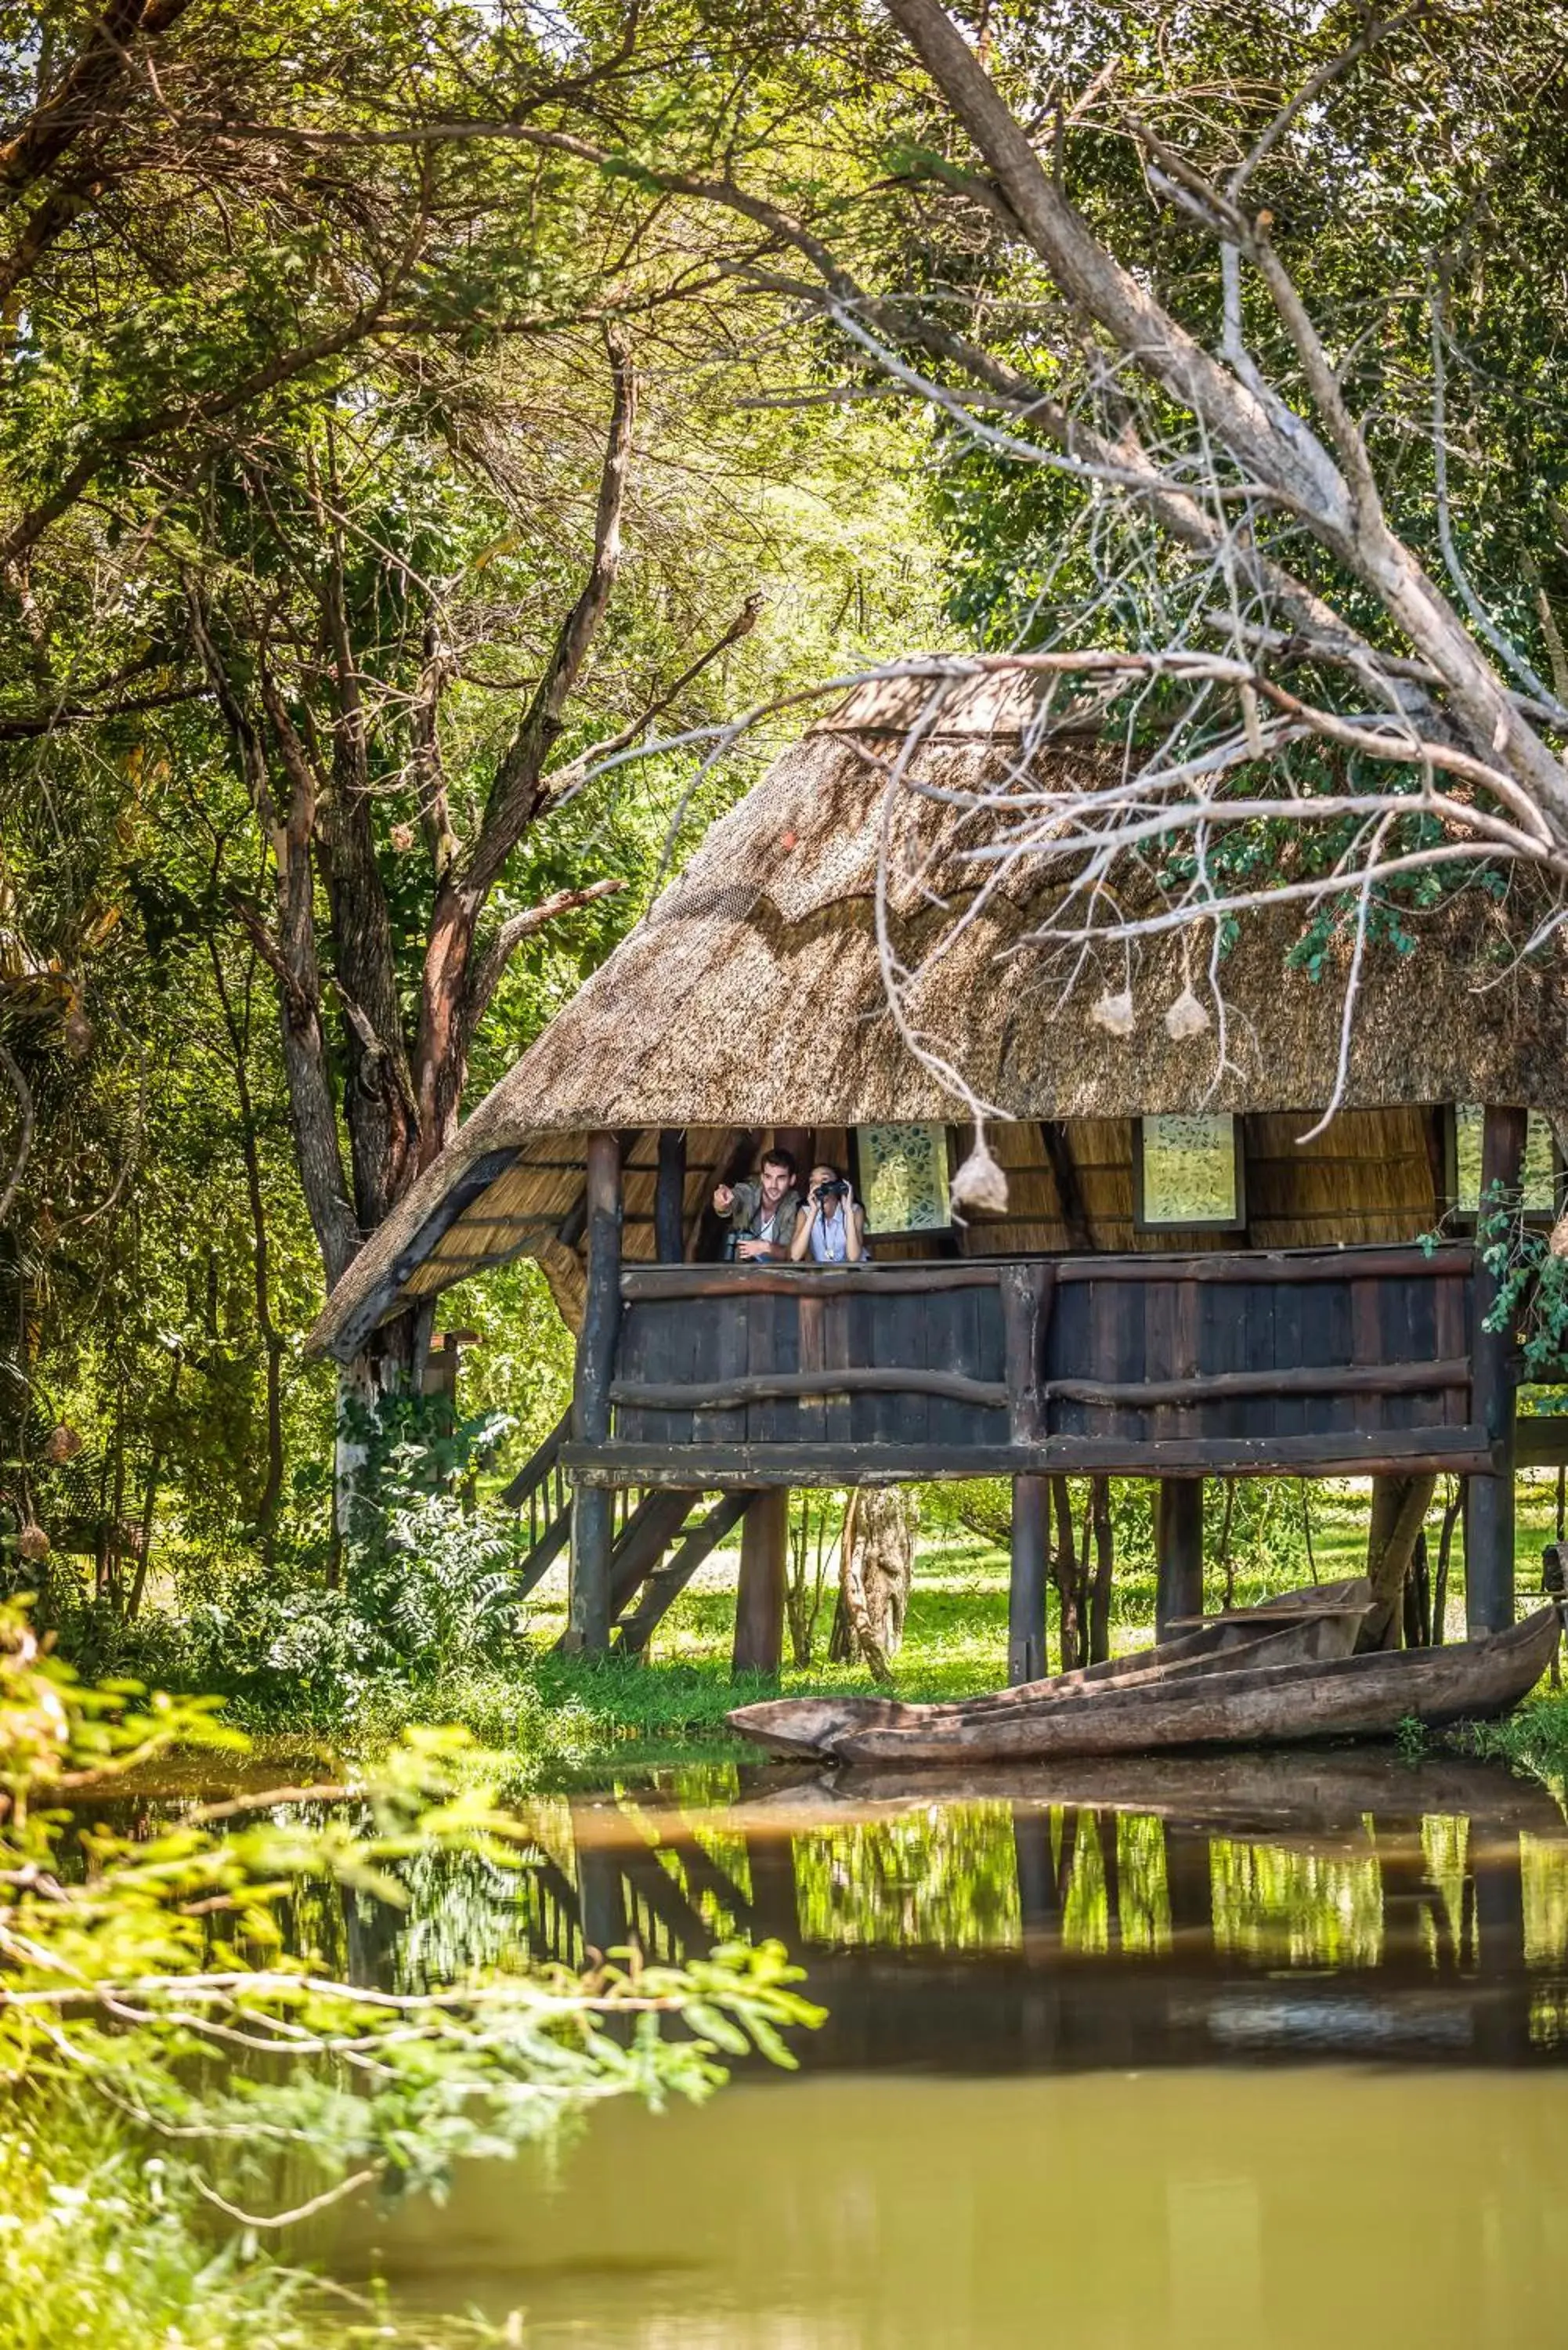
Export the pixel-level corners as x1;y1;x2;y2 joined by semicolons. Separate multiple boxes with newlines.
811;1162;844;1186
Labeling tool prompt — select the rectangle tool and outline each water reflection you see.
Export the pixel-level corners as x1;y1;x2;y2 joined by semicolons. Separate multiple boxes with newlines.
73;1748;1568;2072
283;1750;1568;2074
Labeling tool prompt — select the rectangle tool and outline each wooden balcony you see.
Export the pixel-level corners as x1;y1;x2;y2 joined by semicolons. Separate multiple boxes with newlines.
563;1242;1496;1488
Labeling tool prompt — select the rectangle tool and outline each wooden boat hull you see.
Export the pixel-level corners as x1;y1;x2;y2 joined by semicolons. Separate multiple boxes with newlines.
727;1578;1371;1759
818;1608;1562;1765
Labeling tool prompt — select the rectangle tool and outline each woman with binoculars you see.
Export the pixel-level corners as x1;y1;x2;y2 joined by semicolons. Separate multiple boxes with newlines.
789;1162;868;1264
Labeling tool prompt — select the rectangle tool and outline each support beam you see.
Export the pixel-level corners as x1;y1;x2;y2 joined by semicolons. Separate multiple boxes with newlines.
655;1127;687;1264
565;1130;622;1654
1008;1473;1050;1685
606;1488;700;1619
1039;1121;1093;1252
774;1126;815;1185
1468;1104;1526;1636
1154;1478;1204;1643
732;1486;789;1677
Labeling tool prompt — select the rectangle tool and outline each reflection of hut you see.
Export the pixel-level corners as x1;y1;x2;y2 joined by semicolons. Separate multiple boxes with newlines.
310;677;1568;1668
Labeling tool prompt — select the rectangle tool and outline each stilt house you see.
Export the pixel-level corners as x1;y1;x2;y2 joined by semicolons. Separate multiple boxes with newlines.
310;677;1568;1671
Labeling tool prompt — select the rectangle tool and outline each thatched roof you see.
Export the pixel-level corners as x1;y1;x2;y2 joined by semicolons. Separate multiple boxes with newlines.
309;671;1568;1360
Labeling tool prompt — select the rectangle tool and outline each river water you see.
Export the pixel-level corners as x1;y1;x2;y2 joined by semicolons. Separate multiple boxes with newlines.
328;1749;1568;2348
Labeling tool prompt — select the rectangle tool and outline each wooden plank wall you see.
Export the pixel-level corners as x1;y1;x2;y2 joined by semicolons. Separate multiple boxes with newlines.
614;1282;1010;1449
1046;1256;1472;1448
612;1251;1472;1457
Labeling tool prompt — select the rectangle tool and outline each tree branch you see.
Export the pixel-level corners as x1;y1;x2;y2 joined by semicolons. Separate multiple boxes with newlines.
0;681;206;739
466;326;638;891
461;877;627;1042
187;595;360;1288
0;0;193;202
0;273;412;575
542;590;764;807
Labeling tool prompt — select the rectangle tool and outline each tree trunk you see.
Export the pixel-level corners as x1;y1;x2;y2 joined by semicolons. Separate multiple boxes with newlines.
1086;1474;1115;1664
1361;1473;1436;1651
835;1487;917;1682
1050;1473;1082;1669
412;878;482;1170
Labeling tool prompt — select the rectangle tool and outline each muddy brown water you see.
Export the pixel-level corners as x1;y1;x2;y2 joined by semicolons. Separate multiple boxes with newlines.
313;1748;1568;2346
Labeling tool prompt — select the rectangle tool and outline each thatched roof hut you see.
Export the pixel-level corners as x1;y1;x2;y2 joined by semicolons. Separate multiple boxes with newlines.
310;673;1568;1363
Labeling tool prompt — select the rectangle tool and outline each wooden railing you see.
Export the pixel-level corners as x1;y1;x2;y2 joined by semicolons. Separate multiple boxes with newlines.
502;1408;574;1595
572;1244;1493;1483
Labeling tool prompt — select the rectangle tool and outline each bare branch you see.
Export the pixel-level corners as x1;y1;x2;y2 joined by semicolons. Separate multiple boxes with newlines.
468;327;638;891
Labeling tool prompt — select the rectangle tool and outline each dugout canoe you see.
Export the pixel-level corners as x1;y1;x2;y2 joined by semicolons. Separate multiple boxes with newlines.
815;1607;1562;1766
727;1578;1372;1760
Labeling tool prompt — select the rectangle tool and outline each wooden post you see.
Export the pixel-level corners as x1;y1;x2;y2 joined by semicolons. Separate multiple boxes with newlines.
1008;1473;1050;1684
566;1130;622;1654
1162;1823;1214;1940
732;1486;789;1677
655;1127;687;1264
738;1131;810;1676
1468;1104;1526;1636
1154;1477;1204;1642
1039;1121;1093;1253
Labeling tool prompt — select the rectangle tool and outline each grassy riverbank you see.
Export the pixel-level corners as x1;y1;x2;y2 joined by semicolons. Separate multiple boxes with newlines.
93;1475;1568;1789
360;1477;1560;1783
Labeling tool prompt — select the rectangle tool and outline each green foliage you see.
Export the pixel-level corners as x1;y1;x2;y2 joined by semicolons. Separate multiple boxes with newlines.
0;1600;818;2336
1422;1181;1568;1392
0;0;946;1676
1473;1183;1568;1388
1467;1681;1568;1784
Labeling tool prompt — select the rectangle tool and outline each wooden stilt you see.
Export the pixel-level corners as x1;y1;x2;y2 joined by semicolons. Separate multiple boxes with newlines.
1154;1477;1204;1642
732;1486;789;1676
1007;1473;1050;1684
742;1830;800;1944
565;1130;622;1654
575;1844;627;1962
1011;1806;1059;1937
1467;1104;1526;1636
654;1127;687;1264
1163;1823;1214;1940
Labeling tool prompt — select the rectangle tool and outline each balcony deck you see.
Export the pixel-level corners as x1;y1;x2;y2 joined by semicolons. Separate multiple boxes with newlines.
563;1242;1496;1487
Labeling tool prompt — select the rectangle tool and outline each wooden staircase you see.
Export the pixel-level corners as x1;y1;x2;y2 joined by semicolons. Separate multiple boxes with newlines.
504;1410;755;1655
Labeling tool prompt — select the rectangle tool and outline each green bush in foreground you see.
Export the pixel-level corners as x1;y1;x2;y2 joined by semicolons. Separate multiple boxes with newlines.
0;1607;818;2344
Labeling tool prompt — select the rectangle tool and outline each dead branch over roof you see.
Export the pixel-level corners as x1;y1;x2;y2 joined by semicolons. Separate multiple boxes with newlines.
309;674;1567;1359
